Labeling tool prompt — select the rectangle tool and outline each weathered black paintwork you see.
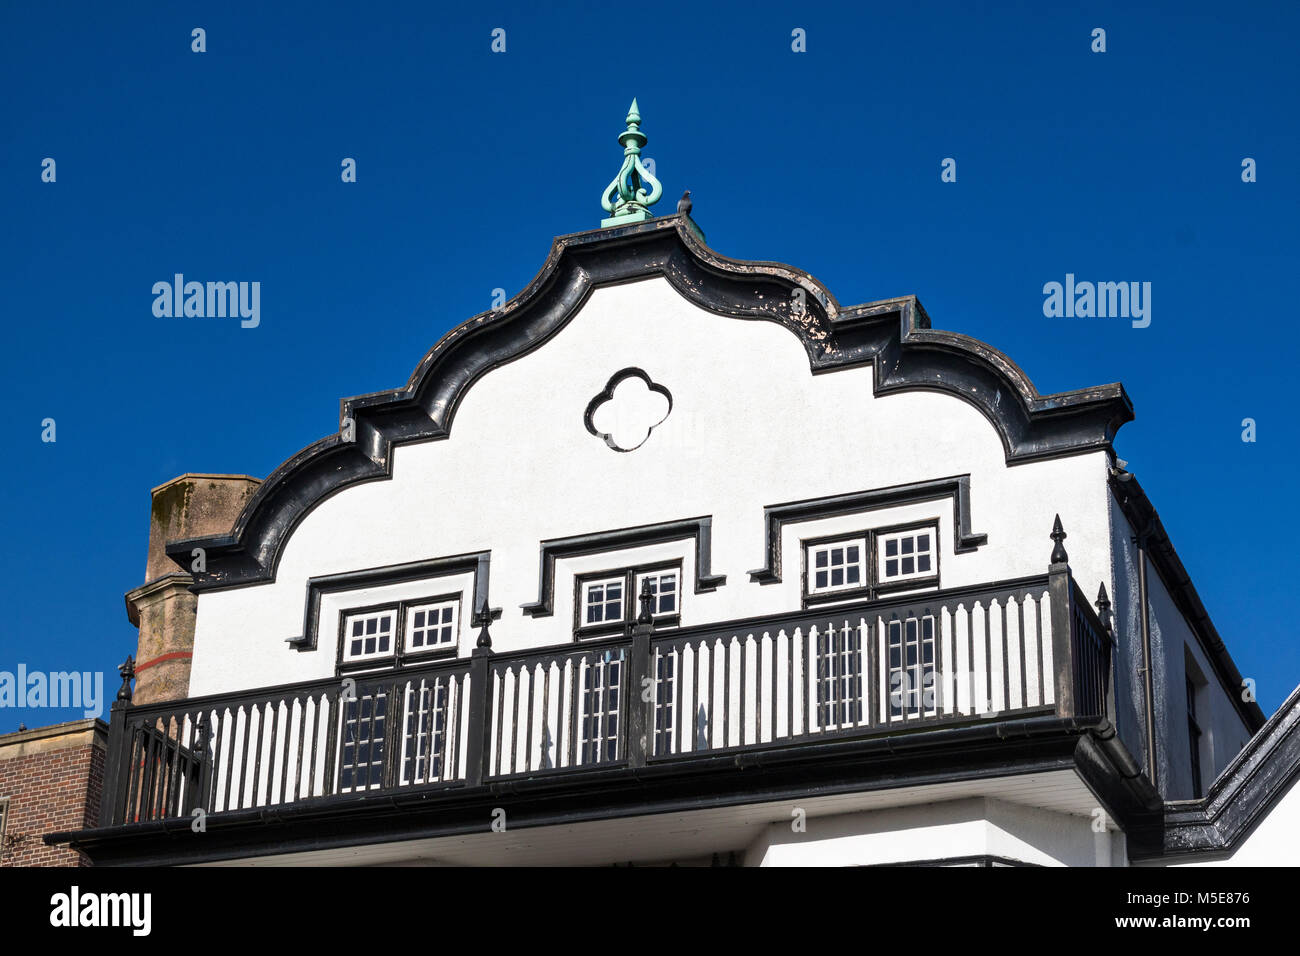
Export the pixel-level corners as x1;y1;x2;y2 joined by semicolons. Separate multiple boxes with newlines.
1131;683;1300;861
583;366;673;452
166;215;1133;593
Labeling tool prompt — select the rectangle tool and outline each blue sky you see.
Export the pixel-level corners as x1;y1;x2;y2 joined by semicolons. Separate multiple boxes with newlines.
1;1;1296;727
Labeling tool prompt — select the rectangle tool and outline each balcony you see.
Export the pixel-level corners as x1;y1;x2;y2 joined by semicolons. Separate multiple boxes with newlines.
91;561;1114;843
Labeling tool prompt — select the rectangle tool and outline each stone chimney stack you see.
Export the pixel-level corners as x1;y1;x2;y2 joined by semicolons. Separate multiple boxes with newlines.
124;474;261;705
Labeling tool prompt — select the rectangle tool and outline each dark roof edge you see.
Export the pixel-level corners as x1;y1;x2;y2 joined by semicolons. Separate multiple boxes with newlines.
1130;683;1300;861
1109;474;1267;733
165;215;1134;593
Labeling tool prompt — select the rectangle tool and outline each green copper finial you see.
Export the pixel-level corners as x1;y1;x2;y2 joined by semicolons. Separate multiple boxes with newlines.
600;98;663;227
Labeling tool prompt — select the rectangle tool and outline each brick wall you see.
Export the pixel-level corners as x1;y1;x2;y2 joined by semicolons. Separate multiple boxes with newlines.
0;720;107;867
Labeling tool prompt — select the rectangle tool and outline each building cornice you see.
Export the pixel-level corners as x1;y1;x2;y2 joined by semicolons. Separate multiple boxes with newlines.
149;473;261;496
0;718;108;755
124;572;196;627
166;215;1134;593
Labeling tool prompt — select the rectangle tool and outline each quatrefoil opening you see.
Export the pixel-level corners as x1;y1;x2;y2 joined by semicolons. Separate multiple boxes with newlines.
584;368;673;453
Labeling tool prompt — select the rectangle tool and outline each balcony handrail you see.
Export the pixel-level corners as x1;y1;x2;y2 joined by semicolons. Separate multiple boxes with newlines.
1064;574;1115;721
118;573;1055;720
491;631;632;667
659;572;1053;645
1068;576;1116;648
120;648;472;719
99;555;1112;828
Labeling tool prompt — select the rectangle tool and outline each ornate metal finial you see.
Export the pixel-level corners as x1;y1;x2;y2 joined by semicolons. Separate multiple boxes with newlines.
600;98;663;228
1095;582;1113;635
193;712;209;754
1049;515;1069;565
475;600;493;650
636;578;655;627
116;655;136;703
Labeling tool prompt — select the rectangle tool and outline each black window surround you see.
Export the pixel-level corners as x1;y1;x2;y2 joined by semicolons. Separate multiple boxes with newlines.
337;592;462;676
804;533;868;600
574;560;683;638
801;520;941;608
287;551;498;653
750;475;986;587
338;603;399;665
521;516;725;618
875;523;939;588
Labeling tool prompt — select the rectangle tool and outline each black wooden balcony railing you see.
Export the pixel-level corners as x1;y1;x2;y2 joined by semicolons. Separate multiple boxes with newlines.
98;559;1113;828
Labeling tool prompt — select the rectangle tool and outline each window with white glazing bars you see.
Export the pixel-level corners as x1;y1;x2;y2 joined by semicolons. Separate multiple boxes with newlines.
579;650;624;763
888;616;936;718
339;690;388;792
401;677;451;785
817;623;862;728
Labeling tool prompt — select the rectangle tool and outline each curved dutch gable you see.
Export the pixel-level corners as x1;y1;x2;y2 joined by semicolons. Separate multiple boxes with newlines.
168;214;1133;592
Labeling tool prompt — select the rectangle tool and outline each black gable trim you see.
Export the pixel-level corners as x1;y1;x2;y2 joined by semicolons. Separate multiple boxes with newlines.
168;215;1133;593
1130;683;1300;861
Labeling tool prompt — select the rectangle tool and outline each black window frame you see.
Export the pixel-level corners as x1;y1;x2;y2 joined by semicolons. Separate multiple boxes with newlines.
399;675;455;786
815;619;864;728
802;532;870;604
887;613;938;719
651;647;677;756
873;521;941;594
338;688;389;793
578;648;625;763
573;560;683;638
801;520;941;608
337;602;400;669
337;592;463;676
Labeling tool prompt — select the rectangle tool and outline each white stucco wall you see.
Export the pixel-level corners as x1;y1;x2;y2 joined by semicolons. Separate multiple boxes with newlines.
747;796;1126;867
190;277;1116;697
